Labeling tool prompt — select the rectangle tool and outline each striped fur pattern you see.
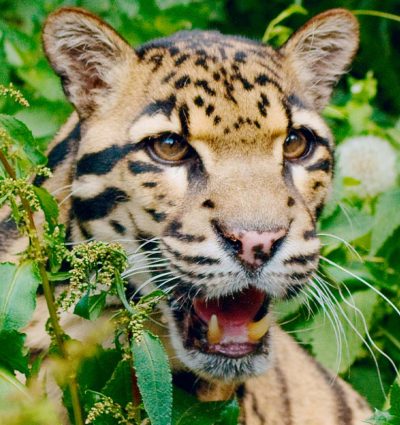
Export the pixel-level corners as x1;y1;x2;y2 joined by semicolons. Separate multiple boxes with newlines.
0;7;372;424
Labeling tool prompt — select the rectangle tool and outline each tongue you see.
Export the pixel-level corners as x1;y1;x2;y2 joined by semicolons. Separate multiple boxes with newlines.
193;287;265;327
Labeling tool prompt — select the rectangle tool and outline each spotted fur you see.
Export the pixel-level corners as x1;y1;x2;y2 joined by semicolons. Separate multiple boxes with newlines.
0;7;372;424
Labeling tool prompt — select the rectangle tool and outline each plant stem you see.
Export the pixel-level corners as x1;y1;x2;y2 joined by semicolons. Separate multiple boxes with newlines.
352;10;400;23
0;149;84;425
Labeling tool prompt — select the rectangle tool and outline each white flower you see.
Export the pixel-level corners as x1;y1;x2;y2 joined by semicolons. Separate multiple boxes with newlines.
337;135;397;197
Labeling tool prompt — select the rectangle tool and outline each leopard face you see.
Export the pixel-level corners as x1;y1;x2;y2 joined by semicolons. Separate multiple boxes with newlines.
43;8;359;381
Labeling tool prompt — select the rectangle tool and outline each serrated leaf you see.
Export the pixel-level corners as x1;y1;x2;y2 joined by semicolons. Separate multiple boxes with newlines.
33;186;59;230
74;291;107;321
0;261;40;331
172;387;239;425
370;190;400;255
131;331;172;425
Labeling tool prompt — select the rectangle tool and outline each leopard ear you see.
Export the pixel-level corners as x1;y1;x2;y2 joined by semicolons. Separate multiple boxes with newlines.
281;9;359;110
43;7;134;117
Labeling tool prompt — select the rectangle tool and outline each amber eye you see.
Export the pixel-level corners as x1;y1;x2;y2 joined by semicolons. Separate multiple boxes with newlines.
283;129;314;160
150;133;190;163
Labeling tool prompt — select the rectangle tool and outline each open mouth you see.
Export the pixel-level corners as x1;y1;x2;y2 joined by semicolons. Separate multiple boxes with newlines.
175;286;271;359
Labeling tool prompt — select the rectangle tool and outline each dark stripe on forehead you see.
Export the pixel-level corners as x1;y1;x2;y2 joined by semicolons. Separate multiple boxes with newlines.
141;94;176;118
178;104;190;137
72;187;129;222
76;144;136;177
33;122;81;186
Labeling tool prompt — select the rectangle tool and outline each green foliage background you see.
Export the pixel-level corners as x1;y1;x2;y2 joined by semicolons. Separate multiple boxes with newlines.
1;0;400;422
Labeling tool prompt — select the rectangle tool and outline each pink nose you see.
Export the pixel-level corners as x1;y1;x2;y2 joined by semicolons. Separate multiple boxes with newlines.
221;227;287;268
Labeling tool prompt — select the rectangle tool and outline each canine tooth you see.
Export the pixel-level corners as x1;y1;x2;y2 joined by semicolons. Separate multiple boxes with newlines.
248;314;270;342
207;314;222;344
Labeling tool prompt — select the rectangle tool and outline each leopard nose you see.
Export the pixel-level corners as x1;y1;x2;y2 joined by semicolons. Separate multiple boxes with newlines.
214;223;287;268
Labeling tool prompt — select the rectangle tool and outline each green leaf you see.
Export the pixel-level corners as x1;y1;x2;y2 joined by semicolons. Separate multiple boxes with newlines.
366;410;396;425
33;186;59;230
131;331;172;425
0;114;46;172
389;378;400;418
74;291;107;321
0;367;28;403
299;290;378;373
319;205;374;243
172;387;239;425
0;330;28;374
102;359;133;406
0;261;40;331
262;4;308;44
370;189;400;255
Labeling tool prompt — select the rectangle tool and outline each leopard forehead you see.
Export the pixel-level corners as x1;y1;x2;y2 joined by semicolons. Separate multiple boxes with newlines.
126;30;302;151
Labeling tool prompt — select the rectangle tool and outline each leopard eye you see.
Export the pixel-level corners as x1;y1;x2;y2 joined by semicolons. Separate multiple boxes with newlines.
283;128;314;160
148;133;191;164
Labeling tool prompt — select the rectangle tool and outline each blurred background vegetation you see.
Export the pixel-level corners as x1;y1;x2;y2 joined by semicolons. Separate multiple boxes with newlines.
1;0;400;417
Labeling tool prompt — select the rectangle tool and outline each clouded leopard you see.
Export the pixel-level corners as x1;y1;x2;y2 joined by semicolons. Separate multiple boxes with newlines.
0;6;372;424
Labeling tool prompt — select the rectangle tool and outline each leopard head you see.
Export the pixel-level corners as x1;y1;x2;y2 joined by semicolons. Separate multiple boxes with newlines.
43;7;359;381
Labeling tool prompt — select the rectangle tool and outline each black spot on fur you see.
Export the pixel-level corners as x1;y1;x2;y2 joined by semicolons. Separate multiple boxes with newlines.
149;53;163;72
162;71;176;84
202;199;215;209
73;188;129;222
175;54;189;66
315;203;325;219
169;46;180;56
303;229;316;240
144;208;167;223
213;72;220;81
254;120;261;129
195;79;216;96
205;104;215;116
142;182;157;188
110;220;127;235
195;57;208;70
255;74;269;86
287;197;295;207
213;115;221;125
194;96;204;107
257;93;270;117
234;51;247;63
175;75;191;89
